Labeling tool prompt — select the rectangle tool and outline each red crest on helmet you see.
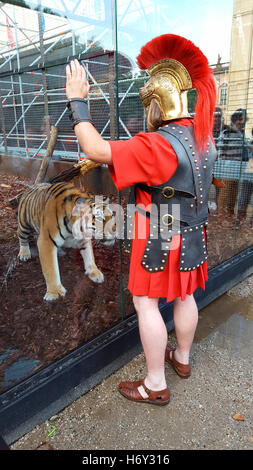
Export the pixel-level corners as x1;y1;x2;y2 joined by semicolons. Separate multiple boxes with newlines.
137;34;217;153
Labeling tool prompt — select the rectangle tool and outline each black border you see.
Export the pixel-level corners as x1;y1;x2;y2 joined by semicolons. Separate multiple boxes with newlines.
0;246;253;445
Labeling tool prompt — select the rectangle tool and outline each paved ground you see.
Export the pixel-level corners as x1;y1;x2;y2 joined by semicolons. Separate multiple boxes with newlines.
11;274;253;451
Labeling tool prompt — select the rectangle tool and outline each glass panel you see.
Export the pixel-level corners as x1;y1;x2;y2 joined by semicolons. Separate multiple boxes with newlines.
210;0;253;267
0;1;124;393
211;108;253;268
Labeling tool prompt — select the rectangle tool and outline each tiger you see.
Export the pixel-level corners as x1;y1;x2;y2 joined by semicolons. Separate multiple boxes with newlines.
17;181;117;301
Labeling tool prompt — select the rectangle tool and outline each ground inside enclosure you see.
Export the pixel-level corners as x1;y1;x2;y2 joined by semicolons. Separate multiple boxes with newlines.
10;273;253;450
0;172;252;393
0;173;132;393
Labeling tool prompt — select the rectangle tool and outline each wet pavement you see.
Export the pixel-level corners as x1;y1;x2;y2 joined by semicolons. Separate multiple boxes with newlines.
10;273;253;450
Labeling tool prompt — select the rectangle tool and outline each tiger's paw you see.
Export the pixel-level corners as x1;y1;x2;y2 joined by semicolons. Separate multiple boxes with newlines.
18;246;31;261
44;284;67;301
86;266;104;283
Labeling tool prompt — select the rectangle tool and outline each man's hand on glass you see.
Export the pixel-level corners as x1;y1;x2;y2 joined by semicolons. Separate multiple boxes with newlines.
65;59;90;100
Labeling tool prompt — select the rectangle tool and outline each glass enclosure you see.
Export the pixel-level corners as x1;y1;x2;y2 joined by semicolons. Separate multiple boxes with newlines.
0;0;252;393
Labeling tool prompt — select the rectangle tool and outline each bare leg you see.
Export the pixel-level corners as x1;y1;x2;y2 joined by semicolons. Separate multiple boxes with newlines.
133;295;168;397
172;293;198;364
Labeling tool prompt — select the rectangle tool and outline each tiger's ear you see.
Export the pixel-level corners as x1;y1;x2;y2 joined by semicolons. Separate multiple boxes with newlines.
103;196;109;204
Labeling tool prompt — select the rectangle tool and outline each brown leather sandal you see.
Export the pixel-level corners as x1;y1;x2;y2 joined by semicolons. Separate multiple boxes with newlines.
118;379;170;406
118;379;143;389
165;346;191;378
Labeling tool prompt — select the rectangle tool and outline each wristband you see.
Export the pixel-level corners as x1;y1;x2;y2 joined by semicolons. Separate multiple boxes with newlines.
66;98;94;128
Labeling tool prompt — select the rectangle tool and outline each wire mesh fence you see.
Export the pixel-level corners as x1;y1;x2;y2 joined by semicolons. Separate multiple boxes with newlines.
0;49;148;160
0;52;110;159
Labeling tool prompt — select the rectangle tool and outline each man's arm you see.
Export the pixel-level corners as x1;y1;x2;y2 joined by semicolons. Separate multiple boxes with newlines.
73;121;112;164
65;59;112;165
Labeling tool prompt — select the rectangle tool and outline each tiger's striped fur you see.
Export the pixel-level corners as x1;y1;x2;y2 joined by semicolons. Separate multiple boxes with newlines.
18;182;116;301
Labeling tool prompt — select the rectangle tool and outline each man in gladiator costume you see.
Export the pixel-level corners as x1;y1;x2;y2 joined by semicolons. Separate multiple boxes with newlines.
65;34;217;406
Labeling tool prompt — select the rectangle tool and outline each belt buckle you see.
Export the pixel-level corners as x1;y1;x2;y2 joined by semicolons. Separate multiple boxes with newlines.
162;214;174;226
162;186;175;199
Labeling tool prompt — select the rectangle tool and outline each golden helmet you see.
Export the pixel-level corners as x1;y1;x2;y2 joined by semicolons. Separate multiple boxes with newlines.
137;34;217;152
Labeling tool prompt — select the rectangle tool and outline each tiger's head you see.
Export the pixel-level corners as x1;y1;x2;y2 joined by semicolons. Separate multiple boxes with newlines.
69;191;117;246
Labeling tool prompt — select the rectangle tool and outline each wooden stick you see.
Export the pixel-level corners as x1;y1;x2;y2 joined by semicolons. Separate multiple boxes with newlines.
34;125;58;184
9;125;58;209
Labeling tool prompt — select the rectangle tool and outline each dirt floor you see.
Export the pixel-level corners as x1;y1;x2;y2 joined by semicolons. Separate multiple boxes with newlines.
0;172;252;393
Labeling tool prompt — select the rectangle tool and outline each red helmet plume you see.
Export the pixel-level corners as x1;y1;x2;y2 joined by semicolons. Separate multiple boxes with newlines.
137;34;217;153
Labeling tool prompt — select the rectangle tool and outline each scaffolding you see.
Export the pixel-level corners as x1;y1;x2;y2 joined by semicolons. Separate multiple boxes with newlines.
0;0;149;161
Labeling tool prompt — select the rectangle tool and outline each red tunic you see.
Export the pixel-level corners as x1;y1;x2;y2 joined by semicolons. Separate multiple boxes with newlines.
108;118;208;302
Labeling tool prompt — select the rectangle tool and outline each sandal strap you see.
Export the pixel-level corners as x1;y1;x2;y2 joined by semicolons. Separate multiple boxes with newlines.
140;379;170;401
141;379;151;396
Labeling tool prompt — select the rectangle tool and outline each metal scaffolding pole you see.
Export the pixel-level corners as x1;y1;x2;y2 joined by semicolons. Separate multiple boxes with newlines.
0;17;98;61
0;90;7;156
0;4;41;55
38;8;50;144
9;58;19;147
0;50;18;70
0;28;71;58
29;30;68;67
13;5;27;150
10;62;20;147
